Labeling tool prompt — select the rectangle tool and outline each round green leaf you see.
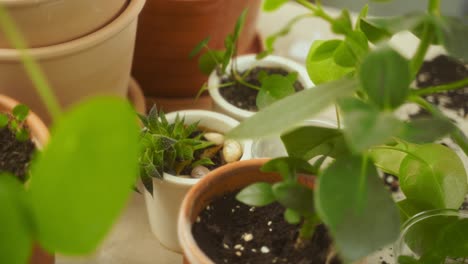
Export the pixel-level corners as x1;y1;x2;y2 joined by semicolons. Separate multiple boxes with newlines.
360;47;411;110
272;181;314;213
256;74;296;109
263;0;289;11
29;97;140;254
284;208;301;224
0;175;34;264
0;113;8;128
399;144;468;210
12;104;29;122
236;182;275;207
198;50;225;75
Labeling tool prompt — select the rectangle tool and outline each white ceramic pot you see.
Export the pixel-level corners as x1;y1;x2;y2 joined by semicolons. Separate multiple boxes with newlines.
0;0;145;125
0;0;128;48
143;110;252;253
208;54;314;121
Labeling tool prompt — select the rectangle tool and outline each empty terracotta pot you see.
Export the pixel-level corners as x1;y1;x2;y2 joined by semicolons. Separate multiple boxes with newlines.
132;0;262;98
0;0;128;48
0;0;146;125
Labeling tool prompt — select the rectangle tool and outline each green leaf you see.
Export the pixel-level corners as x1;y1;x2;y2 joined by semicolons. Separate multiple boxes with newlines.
334;31;370;67
198;50;225;75
339;98;403;152
228;78;358;139
397;199;424;223
359;19;392;43
307;40;354;84
332;10;353;35
369;141;417;176
435;16;468;61
29;97;140;254
233;9;248;41
437;218;468;258
189;37;210;58
284;208;301;224
263;0;289;11
399;117;455;144
399;144;468;210
281;126;349;160
316;155;400;262
12;104;29;122
364;13;426;34
15;128;29;142
256;74;296;109
261;157;316;181
236;182;275;207
0;113;8;127
0;175;34;264
360;47;411;110
272;181;314;213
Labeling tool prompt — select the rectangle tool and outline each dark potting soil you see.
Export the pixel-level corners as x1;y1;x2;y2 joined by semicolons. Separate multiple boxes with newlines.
219;67;305;112
410;55;468;119
0;126;35;182
192;191;338;264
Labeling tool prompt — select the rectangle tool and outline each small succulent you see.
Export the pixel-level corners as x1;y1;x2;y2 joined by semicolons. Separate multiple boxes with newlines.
0;104;30;142
138;106;216;195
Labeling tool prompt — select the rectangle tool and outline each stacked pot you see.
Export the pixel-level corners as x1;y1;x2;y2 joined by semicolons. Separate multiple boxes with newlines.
0;0;146;124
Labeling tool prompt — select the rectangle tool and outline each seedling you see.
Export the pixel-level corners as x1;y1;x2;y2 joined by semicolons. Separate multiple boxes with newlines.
190;10;300;110
0;104;30;141
231;0;468;263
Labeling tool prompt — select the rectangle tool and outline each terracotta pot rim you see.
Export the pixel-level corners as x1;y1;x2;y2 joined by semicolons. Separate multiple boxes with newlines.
0;94;49;147
0;0;142;60
208;54;314;120
178;158;271;264
160;110;253;187
0;0;59;7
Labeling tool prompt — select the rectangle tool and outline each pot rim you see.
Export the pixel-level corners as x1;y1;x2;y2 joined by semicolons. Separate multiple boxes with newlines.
157;110;253;187
0;0;143;60
178;158;271;264
0;94;49;147
0;0;59;7
208;54;314;120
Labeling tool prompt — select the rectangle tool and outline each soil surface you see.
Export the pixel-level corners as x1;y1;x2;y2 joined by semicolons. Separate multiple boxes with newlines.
220;67;305;112
192;191;338;264
0;126;35;182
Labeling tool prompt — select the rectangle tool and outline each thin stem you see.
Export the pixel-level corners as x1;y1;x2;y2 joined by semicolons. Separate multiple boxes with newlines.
410;23;433;78
0;5;62;120
429;0;441;16
295;0;318;12
232;71;261;91
409;96;468;156
410;77;468;96
335;104;341;129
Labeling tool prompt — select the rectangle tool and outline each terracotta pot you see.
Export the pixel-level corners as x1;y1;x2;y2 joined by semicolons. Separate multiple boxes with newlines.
0;94;52;263
0;0;128;48
144;110;252;253
0;0;146;125
132;0;262;98
128;77;146;114
208;54;314;121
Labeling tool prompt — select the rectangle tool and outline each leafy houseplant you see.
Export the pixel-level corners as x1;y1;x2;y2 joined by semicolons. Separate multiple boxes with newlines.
187;0;468;263
191;11;312;120
139;107;251;252
0;4;141;264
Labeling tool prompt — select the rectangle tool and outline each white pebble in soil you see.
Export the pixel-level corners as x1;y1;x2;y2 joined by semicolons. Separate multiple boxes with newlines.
260;246;270;254
223;139;243;163
191;165;210;179
242;233;254;242
204;132;225;145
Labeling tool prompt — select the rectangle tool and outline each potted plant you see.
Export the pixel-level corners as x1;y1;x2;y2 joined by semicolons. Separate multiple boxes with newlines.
0;9;142;264
0;0;128;48
192;11;313;121
178;0;468;263
132;0;262;98
139;106;252;253
0;0;145;124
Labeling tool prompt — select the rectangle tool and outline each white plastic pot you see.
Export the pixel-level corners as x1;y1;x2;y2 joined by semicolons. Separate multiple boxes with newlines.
143;110;252;253
208;54;314;121
0;0;128;48
0;0;145;124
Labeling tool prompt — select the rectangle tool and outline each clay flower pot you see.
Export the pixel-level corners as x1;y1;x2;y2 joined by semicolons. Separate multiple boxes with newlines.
208;54;314;121
143;110;252;253
0;0;146;125
0;0;128;48
0;94;52;264
132;0;262;98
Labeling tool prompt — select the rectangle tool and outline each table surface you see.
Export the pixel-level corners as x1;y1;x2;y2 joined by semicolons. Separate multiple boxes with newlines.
57;3;447;264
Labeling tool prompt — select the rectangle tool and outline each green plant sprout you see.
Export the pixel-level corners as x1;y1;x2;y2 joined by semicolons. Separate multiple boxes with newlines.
138;105;216;195
231;0;468;263
0;104;30;141
0;4;140;264
190;10;300;110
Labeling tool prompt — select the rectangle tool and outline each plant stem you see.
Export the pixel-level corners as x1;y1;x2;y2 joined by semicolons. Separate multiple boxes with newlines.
409;96;468;156
0;6;62;120
410;77;468;96
429;0;441;16
335;104;341;129
233;71;261;91
410;23;433;78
